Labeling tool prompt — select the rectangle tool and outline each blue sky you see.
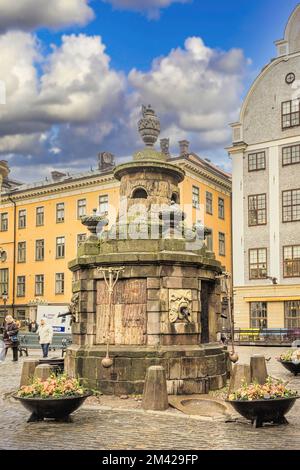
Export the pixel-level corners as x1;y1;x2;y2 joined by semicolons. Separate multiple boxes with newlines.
0;0;299;181
37;1;299;76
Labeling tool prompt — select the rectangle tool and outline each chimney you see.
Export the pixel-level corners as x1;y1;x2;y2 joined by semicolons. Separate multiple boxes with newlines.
160;138;170;157
98;152;115;170
0;160;10;192
51;171;66;182
179;140;190;157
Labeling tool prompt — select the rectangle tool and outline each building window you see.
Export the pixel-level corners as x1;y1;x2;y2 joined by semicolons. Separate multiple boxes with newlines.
18;209;26;229
56;203;65;223
283;245;300;278
192;186;200;209
35;275;44;296
282;100;300;129
16;310;26;321
248;194;267;226
250;302;268;329
282;189;300;222
249;248;267;280
0;212;8;232
77;199;86;219
17;276;25;297
282;145;300;166
36;206;44;226
285;301;300;328
35;239;45;261
218;232;225;256
218;197;225;219
206;192;213;215
206;229;213;252
99;195;109;214
0;268;8;295
56;236;65;259
77;233;86;247
248;152;266;172
55;273;64;294
17;242;26;263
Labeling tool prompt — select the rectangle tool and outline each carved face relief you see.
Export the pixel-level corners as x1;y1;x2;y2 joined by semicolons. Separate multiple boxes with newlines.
169;289;192;323
69;293;80;323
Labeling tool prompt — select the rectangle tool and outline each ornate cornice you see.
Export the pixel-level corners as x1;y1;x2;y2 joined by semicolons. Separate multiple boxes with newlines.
1;172;116;203
175;159;231;193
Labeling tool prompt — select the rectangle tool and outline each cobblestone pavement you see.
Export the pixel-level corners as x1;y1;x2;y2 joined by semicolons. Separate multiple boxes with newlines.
1;347;300;450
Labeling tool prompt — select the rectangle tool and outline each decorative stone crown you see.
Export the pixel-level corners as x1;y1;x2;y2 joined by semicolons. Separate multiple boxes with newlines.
138;105;161;147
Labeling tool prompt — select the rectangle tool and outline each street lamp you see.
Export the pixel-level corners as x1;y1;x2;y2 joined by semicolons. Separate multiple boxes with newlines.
2;291;8;319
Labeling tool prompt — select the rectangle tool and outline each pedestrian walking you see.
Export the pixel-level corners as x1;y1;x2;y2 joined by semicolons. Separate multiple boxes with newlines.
38;319;53;358
30;320;38;333
3;315;19;362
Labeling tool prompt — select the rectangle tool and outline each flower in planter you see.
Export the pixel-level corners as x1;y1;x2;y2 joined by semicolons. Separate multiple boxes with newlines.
228;377;298;402
17;374;86;398
279;349;300;363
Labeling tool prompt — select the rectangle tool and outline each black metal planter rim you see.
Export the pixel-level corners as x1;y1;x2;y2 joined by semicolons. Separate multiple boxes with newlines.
226;396;299;428
277;360;300;375
13;392;92;422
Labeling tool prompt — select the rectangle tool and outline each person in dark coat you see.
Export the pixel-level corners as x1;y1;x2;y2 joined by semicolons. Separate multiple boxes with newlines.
29;320;38;333
3;315;19;362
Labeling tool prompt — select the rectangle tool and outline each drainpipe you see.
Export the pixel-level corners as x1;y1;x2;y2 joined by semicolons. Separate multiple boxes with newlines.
8;196;16;317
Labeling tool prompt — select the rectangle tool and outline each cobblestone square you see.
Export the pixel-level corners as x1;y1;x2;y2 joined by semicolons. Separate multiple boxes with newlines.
1;346;300;450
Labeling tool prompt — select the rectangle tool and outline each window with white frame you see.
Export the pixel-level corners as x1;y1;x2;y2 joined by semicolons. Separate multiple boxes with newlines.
192;186;200;209
0;212;8;231
35;274;44;296
56;237;65;258
55;273;64;294
77;199;86;219
17;276;25;297
56;203;65;223
99;195;109;214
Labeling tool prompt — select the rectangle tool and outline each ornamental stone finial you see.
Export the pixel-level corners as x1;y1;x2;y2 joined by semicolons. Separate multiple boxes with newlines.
138;105;160;147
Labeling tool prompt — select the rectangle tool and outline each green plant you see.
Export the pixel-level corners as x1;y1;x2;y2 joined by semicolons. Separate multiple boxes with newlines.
17;374;86;398
228;377;298;402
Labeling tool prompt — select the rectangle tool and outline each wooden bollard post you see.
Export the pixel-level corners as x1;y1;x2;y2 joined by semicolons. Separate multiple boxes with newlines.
142;366;169;411
250;355;268;384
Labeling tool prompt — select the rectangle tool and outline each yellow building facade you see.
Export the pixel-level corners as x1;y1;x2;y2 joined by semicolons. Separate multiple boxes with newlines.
0;152;231;322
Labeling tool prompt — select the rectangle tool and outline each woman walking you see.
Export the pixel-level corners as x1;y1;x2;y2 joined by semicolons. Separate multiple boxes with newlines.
38;319;53;358
3;315;19;362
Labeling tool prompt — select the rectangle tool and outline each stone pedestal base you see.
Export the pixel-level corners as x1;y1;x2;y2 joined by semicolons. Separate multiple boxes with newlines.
65;343;228;395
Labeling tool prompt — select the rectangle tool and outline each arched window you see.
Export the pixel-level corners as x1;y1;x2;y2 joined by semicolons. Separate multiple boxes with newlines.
171;192;179;203
132;187;148;199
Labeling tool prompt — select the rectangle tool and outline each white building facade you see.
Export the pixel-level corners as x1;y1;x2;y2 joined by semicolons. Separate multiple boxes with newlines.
229;5;300;330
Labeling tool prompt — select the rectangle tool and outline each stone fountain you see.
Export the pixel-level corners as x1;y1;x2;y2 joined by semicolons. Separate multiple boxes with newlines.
65;106;230;395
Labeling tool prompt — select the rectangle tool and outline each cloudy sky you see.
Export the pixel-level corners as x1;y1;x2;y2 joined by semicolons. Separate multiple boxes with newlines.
0;0;298;182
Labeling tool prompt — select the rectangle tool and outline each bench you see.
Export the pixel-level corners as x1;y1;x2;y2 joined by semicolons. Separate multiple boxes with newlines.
18;333;72;358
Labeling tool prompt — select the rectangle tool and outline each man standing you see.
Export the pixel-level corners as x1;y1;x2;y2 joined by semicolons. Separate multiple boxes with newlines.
38;319;53;358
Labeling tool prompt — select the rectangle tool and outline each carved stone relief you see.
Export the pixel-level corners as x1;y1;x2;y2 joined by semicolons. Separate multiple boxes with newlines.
169;289;192;323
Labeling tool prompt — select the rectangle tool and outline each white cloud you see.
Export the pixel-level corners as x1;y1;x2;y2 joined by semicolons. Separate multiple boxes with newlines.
0;0;94;31
0;32;248;180
102;0;189;19
0;31;126;171
129;37;247;156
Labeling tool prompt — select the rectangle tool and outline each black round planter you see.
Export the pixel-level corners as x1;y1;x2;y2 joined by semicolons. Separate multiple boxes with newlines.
278;360;300;376
14;393;92;422
227;396;299;428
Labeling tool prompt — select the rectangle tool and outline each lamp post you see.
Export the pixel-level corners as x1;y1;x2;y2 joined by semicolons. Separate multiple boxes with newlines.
2;290;8;321
2;291;8;315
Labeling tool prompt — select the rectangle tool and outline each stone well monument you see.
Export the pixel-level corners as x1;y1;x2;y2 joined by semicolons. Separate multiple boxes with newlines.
65;106;229;395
